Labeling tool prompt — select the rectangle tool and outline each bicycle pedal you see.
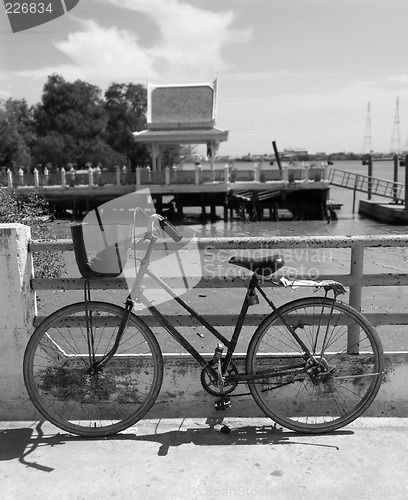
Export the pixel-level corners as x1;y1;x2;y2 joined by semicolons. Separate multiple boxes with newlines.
214;398;231;411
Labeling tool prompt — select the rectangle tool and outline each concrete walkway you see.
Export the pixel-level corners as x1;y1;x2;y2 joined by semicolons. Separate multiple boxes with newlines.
1;417;407;499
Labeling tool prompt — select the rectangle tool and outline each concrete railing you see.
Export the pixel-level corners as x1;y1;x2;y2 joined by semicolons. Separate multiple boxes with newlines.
30;233;408;327
2;225;408;420
2;163;328;189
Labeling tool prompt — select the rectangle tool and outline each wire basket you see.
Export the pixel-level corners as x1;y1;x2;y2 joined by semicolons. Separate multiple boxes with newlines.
71;223;133;278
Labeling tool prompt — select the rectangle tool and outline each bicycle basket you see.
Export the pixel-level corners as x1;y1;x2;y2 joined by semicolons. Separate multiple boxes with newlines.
71;223;133;278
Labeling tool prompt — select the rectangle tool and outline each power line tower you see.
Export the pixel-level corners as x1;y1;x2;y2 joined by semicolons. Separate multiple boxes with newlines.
362;102;373;154
390;97;401;155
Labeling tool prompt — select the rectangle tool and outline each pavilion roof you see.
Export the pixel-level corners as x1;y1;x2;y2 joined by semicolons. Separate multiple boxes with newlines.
133;127;228;144
133;80;228;144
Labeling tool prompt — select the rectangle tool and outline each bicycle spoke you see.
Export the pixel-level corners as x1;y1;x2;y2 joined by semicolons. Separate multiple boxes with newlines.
24;302;163;437
246;297;383;433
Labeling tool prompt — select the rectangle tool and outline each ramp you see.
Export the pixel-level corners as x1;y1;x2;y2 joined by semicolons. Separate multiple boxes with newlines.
328;168;404;201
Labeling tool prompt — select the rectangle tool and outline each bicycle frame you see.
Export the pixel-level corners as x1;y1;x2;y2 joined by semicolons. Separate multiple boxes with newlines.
91;215;332;387
89;219;315;385
134;270;311;385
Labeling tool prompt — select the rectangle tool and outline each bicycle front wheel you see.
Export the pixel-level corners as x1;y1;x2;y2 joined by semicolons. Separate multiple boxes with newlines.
246;297;383;433
24;301;163;437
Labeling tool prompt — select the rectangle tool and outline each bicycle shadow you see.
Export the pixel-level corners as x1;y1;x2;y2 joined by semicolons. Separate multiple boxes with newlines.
0;422;60;472
135;417;351;456
0;420;136;473
0;417;353;469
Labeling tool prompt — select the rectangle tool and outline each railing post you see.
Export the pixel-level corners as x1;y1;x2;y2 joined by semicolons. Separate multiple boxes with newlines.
18;167;24;186
33;167;39;188
323;162;329;181
393;154;399;203
0;224;36;418
95;165;101;186
115;165;120;185
43;166;49;186
165;166;170;186
348;242;364;354
136;166;141;185
224;164;229;183
60;166;66;188
88;165;94;187
283;165;289;182
254;163;260;182
68;165;76;187
304;163;310;183
367;154;373;200
7;168;13;188
352;177;358;214
195;163;201;185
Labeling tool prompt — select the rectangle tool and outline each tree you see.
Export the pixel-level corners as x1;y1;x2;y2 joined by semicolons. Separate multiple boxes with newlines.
33;74;122;168
104;82;150;169
0;98;36;171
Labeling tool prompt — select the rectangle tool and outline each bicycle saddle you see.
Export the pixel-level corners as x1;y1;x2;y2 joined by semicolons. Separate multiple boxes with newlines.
229;255;285;277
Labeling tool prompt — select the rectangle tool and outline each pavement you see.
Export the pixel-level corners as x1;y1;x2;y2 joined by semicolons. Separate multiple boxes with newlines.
1;417;408;500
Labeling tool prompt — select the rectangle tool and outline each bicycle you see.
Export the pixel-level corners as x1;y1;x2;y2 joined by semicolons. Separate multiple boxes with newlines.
24;212;384;437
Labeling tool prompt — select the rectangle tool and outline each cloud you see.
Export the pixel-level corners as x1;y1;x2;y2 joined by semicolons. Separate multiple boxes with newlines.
17;0;250;86
0;70;13;99
221;69;297;83
110;0;251;78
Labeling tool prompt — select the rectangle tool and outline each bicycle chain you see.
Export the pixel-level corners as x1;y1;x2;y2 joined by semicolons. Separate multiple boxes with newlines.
218;380;295;399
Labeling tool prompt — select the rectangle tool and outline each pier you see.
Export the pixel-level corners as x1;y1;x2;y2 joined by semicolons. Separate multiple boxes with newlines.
329;154;408;224
1;162;331;221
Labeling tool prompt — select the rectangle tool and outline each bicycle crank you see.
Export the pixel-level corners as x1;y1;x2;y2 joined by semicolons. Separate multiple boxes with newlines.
200;360;239;397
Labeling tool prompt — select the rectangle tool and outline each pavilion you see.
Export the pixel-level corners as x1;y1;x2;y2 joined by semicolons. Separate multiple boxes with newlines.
132;80;229;170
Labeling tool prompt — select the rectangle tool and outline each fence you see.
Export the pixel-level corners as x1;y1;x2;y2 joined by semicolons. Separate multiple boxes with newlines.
3;224;408;419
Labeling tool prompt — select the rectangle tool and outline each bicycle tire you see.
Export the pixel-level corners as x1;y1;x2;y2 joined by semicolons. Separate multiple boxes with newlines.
246;297;383;433
24;301;163;437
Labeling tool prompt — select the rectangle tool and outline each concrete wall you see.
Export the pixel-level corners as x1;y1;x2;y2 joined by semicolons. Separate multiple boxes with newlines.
0;223;407;421
0;224;36;418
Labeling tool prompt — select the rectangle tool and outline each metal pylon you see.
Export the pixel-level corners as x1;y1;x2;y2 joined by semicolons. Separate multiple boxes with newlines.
390;97;401;155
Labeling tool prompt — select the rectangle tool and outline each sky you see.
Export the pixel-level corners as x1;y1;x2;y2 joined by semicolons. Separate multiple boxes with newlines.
2;0;408;156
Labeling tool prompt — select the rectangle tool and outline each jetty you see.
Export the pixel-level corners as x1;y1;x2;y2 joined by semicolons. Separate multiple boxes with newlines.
1;162;331;222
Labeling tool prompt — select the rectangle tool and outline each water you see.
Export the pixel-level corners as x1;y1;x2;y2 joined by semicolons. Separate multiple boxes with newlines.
187;159;407;238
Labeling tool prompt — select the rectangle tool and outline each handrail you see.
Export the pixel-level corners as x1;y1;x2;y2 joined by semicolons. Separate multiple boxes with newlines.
31;234;408;328
328;168;405;200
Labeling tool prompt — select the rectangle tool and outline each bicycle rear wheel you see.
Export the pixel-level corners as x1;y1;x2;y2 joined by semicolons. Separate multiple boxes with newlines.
24;301;163;437
246;297;383;433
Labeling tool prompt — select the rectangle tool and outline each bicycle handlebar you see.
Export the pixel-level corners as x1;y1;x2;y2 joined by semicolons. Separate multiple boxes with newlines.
144;213;182;243
158;217;182;242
